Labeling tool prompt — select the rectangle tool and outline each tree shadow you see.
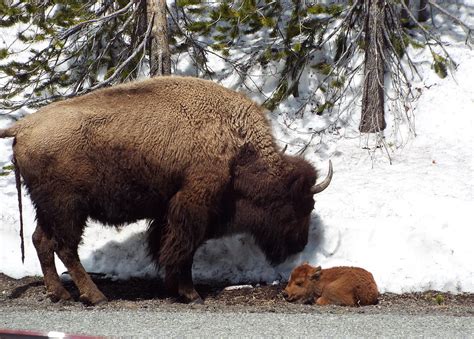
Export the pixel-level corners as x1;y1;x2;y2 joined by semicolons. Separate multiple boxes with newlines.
425;2;473;43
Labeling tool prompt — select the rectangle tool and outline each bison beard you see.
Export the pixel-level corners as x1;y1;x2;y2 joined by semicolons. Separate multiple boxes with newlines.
0;76;332;305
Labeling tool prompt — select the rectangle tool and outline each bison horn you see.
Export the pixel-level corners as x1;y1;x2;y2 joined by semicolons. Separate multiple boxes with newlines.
311;160;333;194
280;144;288;154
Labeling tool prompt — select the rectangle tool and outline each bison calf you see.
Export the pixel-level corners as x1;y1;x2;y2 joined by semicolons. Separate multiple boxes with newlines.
284;263;378;306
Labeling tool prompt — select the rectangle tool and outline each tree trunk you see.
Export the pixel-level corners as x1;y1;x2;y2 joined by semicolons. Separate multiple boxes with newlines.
418;0;430;22
134;0;147;44
400;0;410;26
360;0;386;133
146;0;171;76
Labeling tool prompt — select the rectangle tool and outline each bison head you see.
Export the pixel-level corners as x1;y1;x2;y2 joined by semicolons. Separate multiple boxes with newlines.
283;263;322;304
229;145;332;264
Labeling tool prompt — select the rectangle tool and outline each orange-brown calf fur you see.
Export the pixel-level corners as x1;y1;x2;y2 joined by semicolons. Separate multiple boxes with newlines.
284;264;379;306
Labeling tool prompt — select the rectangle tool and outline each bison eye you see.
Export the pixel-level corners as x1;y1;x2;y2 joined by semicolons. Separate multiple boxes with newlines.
295;281;304;287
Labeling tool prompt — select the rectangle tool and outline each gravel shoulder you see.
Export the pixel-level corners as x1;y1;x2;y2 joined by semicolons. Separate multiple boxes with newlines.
1;273;473;316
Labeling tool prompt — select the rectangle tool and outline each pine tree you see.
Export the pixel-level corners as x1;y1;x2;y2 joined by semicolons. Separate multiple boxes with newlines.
175;0;470;143
0;0;171;114
146;0;171;75
1;0;471;154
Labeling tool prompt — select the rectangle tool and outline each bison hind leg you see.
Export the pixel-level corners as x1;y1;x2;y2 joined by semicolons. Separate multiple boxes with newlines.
55;245;107;306
32;225;72;302
36;205;107;306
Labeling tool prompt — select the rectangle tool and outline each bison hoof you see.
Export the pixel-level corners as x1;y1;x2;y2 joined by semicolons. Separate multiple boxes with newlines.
79;292;108;306
189;297;204;305
47;288;72;303
178;290;203;304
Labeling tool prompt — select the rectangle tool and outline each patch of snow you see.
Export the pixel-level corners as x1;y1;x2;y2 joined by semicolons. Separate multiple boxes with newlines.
224;285;253;291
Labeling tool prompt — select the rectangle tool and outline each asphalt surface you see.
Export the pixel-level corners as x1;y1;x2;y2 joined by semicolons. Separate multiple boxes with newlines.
1;309;473;337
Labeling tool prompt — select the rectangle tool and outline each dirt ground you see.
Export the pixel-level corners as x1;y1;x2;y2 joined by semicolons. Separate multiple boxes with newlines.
1;273;473;316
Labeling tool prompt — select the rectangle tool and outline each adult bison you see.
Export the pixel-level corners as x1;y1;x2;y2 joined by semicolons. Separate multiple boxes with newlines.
0;76;332;305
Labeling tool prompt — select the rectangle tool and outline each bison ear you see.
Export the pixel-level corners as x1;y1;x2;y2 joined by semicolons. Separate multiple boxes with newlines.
287;172;306;199
232;143;259;168
231;144;275;199
310;266;322;280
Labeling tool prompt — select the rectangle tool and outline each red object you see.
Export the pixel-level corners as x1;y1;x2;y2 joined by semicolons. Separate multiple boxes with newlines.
0;328;101;338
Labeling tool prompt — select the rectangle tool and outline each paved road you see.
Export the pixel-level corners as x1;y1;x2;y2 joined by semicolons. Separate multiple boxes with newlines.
1;309;473;337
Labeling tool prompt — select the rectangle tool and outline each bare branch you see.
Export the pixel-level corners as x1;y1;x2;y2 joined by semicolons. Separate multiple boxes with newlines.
427;0;473;43
399;0;455;64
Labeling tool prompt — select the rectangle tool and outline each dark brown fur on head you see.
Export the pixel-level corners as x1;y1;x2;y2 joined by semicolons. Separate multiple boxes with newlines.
228;144;317;263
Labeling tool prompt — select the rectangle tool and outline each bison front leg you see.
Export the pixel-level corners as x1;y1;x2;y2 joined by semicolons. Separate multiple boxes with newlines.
159;168;228;303
165;261;202;304
147;220;199;301
177;260;200;303
147;217;198;301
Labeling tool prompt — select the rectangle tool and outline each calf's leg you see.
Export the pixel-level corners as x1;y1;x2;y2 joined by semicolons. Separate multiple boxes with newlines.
315;296;333;306
318;281;357;306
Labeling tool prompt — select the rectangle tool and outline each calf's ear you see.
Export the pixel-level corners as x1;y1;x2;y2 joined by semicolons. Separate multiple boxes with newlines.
310;266;322;280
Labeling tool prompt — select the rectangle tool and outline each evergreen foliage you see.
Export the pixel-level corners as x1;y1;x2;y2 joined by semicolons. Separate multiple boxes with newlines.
176;0;351;113
0;0;469;125
175;0;462;121
0;0;144;112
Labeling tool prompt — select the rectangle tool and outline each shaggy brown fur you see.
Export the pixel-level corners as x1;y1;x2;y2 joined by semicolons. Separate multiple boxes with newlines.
0;76;332;305
284;263;379;306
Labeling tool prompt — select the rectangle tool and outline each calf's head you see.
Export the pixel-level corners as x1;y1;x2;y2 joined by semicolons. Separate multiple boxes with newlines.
284;263;322;303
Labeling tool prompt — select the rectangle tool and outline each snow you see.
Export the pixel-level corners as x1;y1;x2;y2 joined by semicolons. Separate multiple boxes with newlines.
1;5;473;294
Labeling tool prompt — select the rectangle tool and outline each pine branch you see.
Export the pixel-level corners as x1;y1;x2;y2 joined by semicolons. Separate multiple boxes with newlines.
58;0;136;40
88;11;152;91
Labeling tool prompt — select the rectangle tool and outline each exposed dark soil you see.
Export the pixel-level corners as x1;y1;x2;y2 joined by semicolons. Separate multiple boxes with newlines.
1;273;473;316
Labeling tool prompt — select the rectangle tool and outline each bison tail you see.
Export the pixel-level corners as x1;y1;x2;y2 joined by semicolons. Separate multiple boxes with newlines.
0;127;16;139
1;127;23;261
13;155;25;263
